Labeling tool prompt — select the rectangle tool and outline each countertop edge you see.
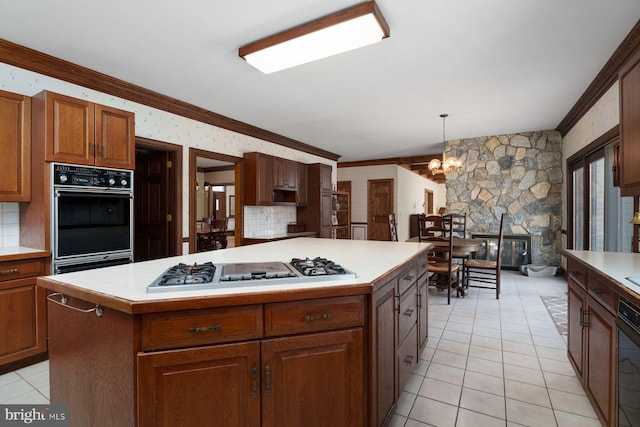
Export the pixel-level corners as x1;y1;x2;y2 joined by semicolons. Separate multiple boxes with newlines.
562;249;640;306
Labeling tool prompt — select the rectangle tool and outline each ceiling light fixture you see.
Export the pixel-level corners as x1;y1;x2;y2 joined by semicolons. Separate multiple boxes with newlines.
238;1;390;74
429;113;462;175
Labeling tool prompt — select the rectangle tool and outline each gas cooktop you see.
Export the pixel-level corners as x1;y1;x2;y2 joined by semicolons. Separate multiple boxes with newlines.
146;258;356;293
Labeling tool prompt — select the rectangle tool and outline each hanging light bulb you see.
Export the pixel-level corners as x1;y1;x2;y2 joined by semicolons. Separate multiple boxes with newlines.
429;114;462;175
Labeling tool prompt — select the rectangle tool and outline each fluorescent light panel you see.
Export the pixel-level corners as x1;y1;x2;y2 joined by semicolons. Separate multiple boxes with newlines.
239;1;390;74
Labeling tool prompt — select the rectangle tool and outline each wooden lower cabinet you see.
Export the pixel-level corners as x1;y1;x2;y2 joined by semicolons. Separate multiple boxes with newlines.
0;256;47;374
138;342;261;426
566;259;618;427
262;329;363;427
138;328;363;427
370;255;428;426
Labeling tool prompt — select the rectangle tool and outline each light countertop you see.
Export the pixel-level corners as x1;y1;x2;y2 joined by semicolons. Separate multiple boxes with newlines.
563;249;640;298
0;246;49;262
38;238;431;304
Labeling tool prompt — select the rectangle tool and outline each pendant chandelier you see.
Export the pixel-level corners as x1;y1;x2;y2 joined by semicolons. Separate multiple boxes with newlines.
428;113;462;175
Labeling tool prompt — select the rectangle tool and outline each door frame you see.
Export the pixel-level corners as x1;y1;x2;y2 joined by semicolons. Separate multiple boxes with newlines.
367;178;394;241
135;137;182;258
188;148;242;253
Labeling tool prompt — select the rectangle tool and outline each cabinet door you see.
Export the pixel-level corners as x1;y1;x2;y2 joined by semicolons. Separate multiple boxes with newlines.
137;341;261;427
320;191;332;229
0;278;47;371
320;164;332;192
567;278;586;379
619;49;640;196
417;277;429;352
296;162;308;206
372;279;397;426
586;298;617;427
261;328;363;427
44;91;94;165
273;158;297;190
0;90;30;202
95;104;135;169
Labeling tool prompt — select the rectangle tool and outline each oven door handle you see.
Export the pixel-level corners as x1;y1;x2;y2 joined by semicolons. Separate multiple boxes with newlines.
617;317;640;347
55;190;132;199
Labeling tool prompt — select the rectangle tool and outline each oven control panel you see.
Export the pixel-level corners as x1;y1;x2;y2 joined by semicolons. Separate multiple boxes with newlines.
52;163;133;189
619;298;640;334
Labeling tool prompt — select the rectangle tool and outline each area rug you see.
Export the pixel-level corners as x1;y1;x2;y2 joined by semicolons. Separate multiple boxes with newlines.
541;295;567;335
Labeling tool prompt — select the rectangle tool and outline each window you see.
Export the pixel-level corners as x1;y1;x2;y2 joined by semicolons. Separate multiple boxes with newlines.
568;135;637;252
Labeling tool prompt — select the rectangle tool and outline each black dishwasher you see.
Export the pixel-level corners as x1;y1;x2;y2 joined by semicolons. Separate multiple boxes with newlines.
617;297;640;426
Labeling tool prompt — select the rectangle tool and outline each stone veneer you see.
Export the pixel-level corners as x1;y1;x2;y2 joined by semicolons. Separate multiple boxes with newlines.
445;130;563;267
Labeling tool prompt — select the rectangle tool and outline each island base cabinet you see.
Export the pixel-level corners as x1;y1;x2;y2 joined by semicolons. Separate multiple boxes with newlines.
262;328;364;427
138;329;363;427
47;297;137;427
137;342;261;427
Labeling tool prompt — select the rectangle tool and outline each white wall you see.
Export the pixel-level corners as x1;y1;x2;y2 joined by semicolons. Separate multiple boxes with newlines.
0;62;335;252
337;165;445;242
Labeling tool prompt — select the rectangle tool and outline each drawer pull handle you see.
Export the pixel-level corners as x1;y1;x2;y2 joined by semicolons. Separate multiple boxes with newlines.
265;364;271;395
403;275;415;282
404;355;414;365
188;325;221;333
403;308;415;316
304;314;331;322
46;293;103;317
252;367;257;397
0;268;19;275
589;287;603;295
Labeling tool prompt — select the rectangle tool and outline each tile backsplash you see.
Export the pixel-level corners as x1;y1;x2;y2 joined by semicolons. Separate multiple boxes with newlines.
0;203;20;247
243;206;296;237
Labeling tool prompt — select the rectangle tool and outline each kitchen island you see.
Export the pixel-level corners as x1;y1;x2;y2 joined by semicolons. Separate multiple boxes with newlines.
38;238;432;427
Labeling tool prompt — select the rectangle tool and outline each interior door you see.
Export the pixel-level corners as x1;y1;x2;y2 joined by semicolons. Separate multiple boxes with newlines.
367;179;394;241
134;150;170;261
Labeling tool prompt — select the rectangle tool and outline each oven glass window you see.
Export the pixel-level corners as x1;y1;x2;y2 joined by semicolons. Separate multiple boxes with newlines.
56;193;131;257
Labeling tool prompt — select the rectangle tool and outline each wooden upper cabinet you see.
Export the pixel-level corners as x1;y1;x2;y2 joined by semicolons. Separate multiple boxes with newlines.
619;48;640;196
0;90;31;202
95;104;135;169
243;152;274;206
36;91;135;169
273;158;297;191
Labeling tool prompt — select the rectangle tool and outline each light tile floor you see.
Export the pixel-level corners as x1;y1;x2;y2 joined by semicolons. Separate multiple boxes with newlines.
391;271;601;427
0;271;600;427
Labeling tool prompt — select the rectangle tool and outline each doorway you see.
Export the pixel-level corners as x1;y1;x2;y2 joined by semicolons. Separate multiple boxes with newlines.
424;189;434;214
367;179;394;241
188;148;242;253
134;138;182;262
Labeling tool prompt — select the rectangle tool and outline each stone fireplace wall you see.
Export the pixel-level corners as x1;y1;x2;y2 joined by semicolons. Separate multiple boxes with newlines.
445;130;563;267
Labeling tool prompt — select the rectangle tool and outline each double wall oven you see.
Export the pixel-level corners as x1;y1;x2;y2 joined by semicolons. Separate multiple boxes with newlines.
51;163;134;274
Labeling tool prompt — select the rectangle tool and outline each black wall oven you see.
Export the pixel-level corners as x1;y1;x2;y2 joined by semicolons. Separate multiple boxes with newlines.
52;163;134;274
617;297;640;427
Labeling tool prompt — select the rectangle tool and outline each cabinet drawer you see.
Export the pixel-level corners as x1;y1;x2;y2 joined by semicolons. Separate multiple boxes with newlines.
398;287;418;345
398;265;418;295
567;261;586;289
588;276;618;315
0;258;45;282
142;305;263;351
264;295;364;337
397;325;418;393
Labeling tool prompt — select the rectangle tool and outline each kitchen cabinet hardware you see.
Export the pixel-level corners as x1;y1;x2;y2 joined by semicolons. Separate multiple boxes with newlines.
0;268;19;275
590;287;603;295
403;275;415;282
187;325;221;333
304;314;331;321
403;308;414;317
47;293;103;317
404;355;414;365
579;308;589;327
252;367;257;397
395;294;401;314
265;364;271;394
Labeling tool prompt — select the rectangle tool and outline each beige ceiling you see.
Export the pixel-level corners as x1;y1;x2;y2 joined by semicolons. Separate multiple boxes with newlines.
1;1;639;162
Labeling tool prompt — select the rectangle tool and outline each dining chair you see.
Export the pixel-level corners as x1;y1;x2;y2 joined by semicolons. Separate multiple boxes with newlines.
418;214;445;241
444;212;469;284
423;215;461;305
389;214;398;241
464;214;505;299
211;217;229;249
